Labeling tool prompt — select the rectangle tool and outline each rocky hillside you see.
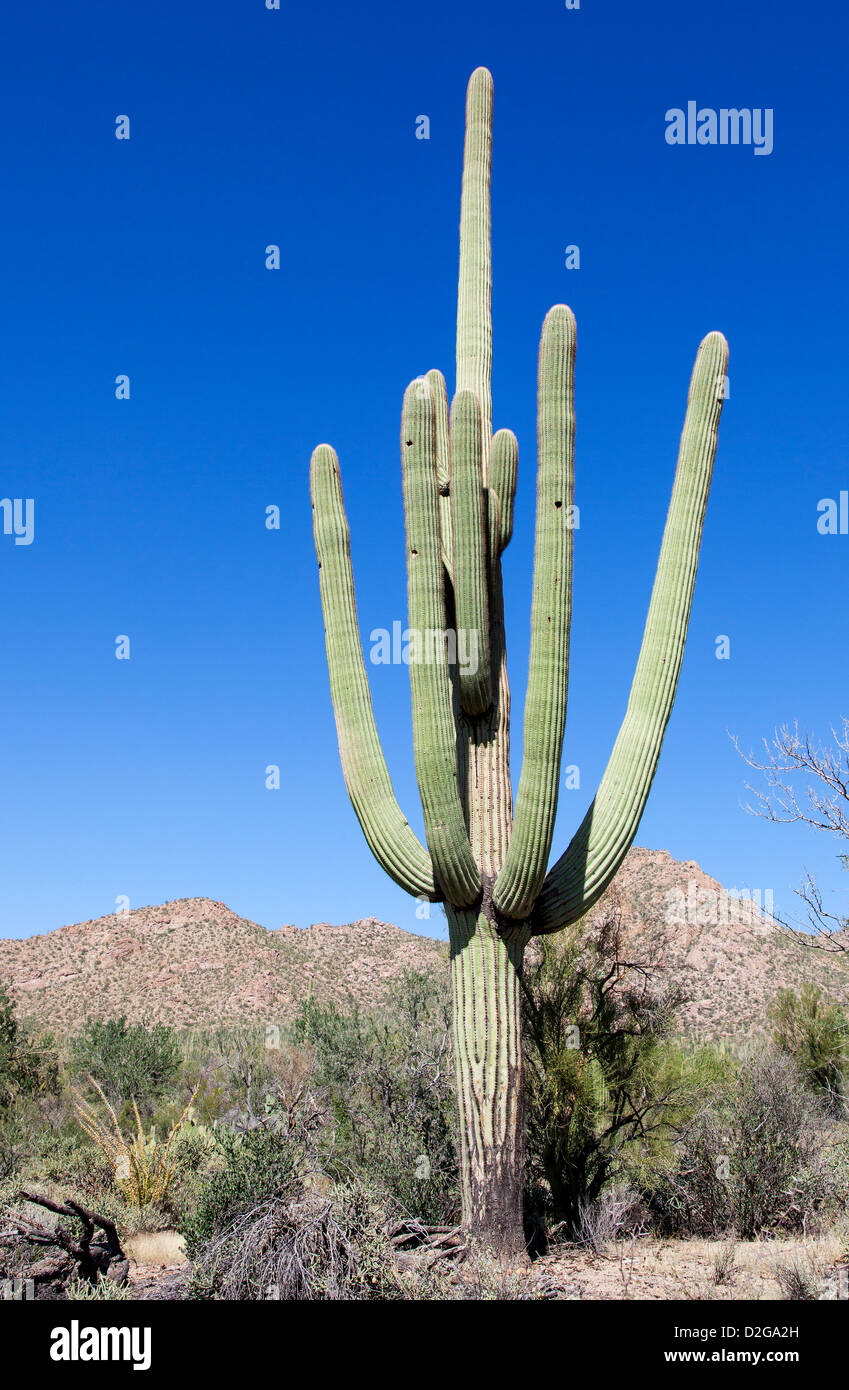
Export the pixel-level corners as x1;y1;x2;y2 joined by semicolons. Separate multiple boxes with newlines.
0;898;447;1033
1;848;847;1038
603;847;849;1039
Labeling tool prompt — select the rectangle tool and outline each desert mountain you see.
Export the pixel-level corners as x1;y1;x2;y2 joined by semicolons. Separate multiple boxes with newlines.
607;847;849;1038
1;848;847;1039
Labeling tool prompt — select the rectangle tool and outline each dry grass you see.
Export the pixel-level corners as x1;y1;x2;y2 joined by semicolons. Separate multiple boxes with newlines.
124;1231;187;1266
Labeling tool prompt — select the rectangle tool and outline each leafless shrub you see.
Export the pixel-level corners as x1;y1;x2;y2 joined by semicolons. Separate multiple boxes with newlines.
574;1184;645;1254
190;1183;399;1300
776;1257;820;1301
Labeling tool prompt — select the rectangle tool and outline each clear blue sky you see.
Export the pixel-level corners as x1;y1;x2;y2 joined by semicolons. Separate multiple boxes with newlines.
1;0;847;941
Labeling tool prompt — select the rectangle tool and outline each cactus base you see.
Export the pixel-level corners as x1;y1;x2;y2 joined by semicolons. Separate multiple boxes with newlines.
447;906;531;1258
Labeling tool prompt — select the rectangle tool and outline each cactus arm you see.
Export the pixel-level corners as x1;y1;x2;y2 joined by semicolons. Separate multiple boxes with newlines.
489;428;518;553
457;66;493;466
450;389;492;716
427;368;451;493
426;368;454;579
310;444;440;900
533;330;730;934
401;380;482;906
493;306;577;920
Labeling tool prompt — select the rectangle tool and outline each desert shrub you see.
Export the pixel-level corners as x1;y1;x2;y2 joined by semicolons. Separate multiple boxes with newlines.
29;1129;106;1187
573;1183;646;1253
712;1241;737;1287
67;1275;134;1301
293;970;459;1224
161;1121;218;1218
189;1181;399;1300
0;984;59;1106
775;1258;821;1301
178;1123;308;1258
650;1047;839;1239
188;1029;317;1131
771;984;849;1112
74;1079;197;1208
69;1017;180;1113
0;1100;35;1180
522;905;715;1233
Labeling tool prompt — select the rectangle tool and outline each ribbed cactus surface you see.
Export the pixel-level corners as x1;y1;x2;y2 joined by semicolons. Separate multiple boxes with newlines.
310;66;728;1256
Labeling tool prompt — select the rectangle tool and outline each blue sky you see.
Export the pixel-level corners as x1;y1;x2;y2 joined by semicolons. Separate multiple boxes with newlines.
1;0;847;942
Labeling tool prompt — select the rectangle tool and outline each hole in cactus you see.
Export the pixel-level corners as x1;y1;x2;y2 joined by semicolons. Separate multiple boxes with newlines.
405;440;413;446
555;500;562;508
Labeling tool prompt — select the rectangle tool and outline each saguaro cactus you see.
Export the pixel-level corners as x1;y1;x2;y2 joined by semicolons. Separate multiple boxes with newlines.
310;67;728;1258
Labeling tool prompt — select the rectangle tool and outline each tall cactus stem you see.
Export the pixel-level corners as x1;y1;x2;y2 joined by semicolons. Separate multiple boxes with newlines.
310;65;727;1259
457;66;493;467
401;380;481;906
494;306;576;920
450;389;492;716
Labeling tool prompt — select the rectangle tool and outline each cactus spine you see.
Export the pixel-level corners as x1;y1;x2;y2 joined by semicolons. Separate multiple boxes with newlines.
310;67;728;1257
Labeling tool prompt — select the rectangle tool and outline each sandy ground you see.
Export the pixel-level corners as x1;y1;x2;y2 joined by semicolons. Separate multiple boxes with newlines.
121;1229;848;1301
533;1234;849;1301
125;1232;188;1300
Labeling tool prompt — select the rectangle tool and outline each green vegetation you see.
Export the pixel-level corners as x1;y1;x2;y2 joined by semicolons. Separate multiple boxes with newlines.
0;981;57;1106
292;970;458;1224
1;952;847;1299
771;983;849;1110
522;906;726;1234
69;1016;181;1113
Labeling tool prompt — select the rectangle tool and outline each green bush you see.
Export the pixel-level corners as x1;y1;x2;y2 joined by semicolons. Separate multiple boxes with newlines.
69;1017;181;1113
293;970;459;1224
771;984;849;1112
649;1047;839;1239
0;983;58;1106
522;905;714;1233
179;1124;304;1258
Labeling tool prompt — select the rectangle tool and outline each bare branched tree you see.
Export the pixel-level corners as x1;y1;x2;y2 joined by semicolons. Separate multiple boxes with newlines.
733;719;849;951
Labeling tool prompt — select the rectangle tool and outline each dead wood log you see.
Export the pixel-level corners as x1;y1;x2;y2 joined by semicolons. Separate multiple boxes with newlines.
1;1191;129;1287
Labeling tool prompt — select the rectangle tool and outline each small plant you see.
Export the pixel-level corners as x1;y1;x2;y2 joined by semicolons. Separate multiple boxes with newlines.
574;1185;645;1254
776;1257;820;1301
67;1273;134;1301
74;1076;197;1207
712;1241;737;1286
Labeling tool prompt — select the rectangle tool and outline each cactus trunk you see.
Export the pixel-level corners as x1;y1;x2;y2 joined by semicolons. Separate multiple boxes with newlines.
309;65;727;1260
447;904;529;1258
